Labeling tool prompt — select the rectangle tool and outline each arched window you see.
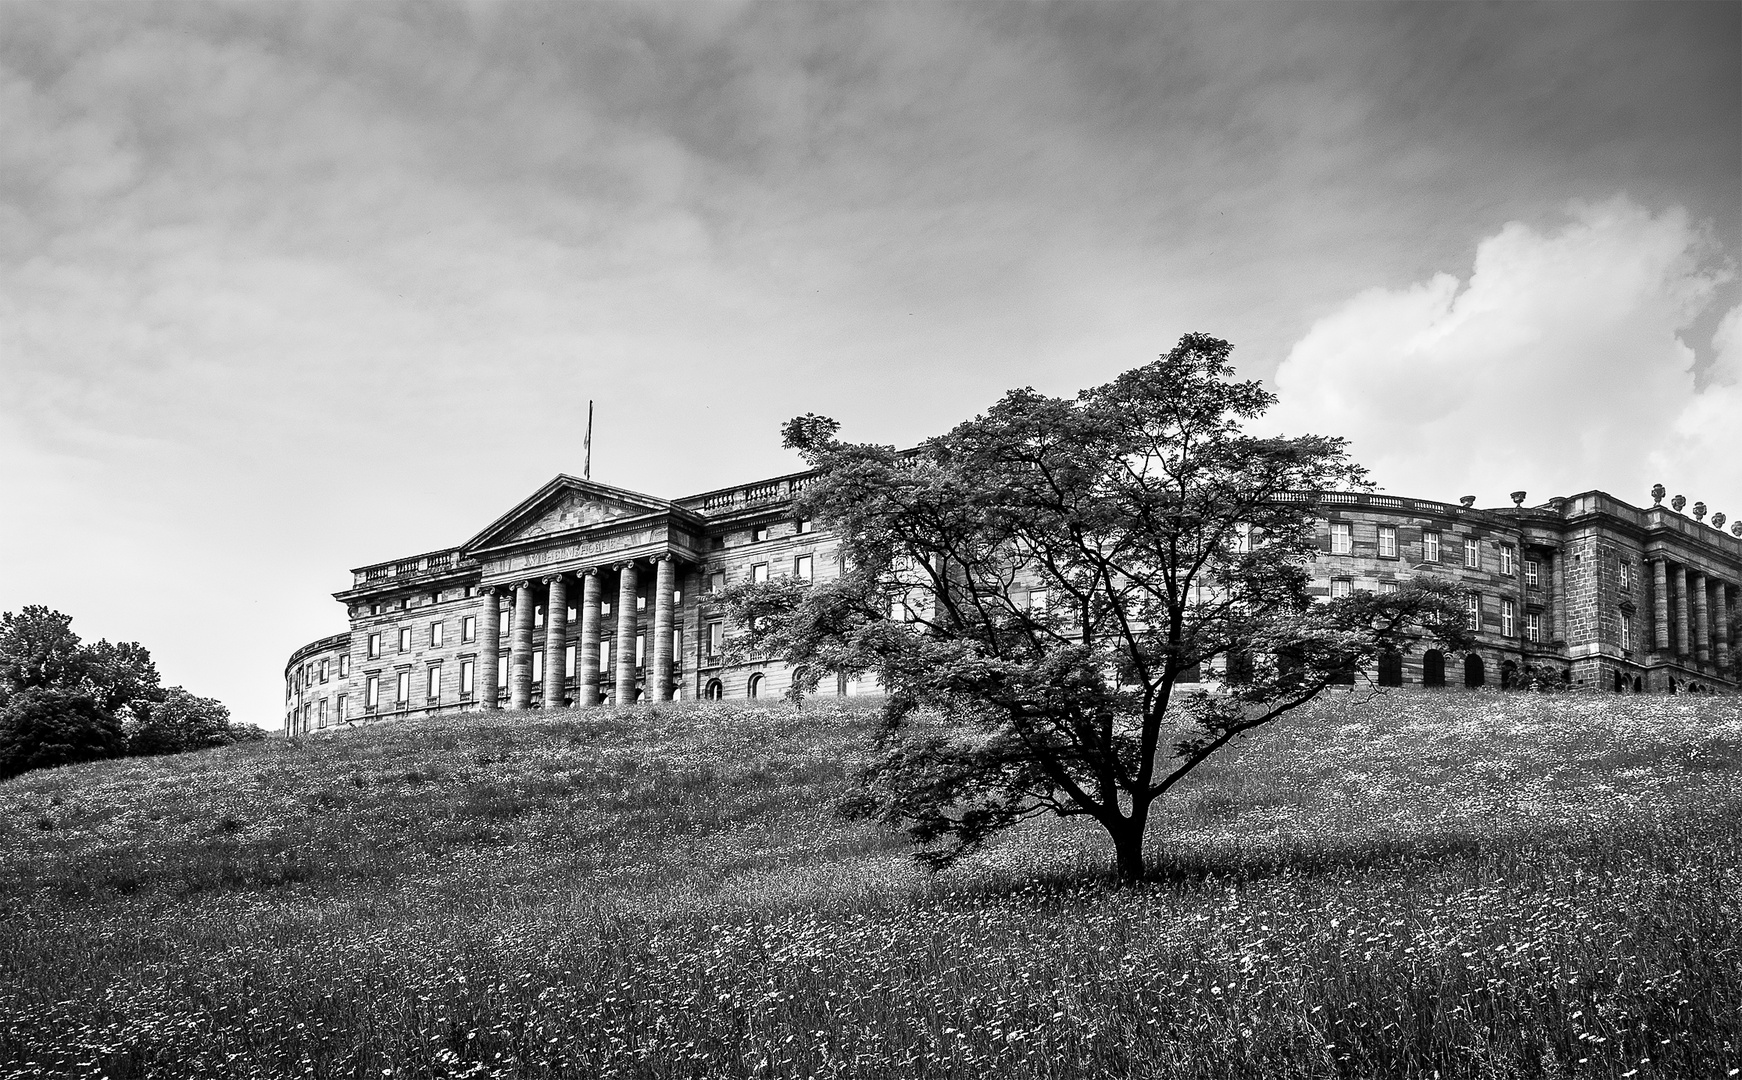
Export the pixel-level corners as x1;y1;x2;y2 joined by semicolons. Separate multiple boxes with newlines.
704;679;723;701
1377;650;1403;688
1422;649;1445;688
1612;670;1624;693
1464;654;1485;688
747;673;764;699
1632;676;1643;693
1501;660;1518;690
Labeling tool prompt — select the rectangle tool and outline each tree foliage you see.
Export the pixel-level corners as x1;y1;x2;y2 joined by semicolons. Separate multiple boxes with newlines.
725;334;1473;882
128;687;237;757
0;688;126;780
0;605;237;780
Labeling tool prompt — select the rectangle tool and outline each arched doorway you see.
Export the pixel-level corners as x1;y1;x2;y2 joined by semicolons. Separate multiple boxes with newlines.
747;673;764;699
1613;670;1625;693
1501;660;1518;690
1632;676;1643;692
1423;649;1445;688
1464;654;1485;688
1377;649;1403;688
704;679;723;701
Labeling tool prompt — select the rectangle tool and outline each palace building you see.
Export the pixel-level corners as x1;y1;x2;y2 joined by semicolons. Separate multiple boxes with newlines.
283;473;1741;734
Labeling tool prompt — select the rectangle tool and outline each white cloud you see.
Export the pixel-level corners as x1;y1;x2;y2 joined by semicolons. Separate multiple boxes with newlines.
1268;198;1739;520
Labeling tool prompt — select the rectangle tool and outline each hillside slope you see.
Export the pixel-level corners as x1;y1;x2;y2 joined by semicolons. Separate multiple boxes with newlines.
3;693;1741;1079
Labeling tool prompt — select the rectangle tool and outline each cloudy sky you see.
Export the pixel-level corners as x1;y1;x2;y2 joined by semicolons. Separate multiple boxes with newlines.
2;2;1737;727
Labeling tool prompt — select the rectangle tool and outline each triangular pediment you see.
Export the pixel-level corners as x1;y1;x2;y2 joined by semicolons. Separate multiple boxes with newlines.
462;476;675;553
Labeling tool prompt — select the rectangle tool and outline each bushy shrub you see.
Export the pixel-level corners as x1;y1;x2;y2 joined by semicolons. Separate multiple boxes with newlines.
0;688;125;779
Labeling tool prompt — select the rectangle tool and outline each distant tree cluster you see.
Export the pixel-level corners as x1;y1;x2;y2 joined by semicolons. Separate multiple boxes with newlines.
0;606;261;781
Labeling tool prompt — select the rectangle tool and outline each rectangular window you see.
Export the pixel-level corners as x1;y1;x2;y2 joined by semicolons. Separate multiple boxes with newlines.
337;694;347;722
1464;538;1480;570
368;633;381;659
673;628;683;665
1466;593;1482;630
398;627;411;653
1500;544;1516;577
366;675;379;708
532;652;542;683
798;519;814;534
1525;559;1540;588
1028;588;1049;613
497;655;507;689
1378;526;1397;559
1233;523;1252;554
636;593;646;611
318;698;328;726
462;615;475;643
752;525;770;543
459;659;474;698
752;563;769;583
395;671;410;704
709;571;726;593
706;622;723;656
636;633;645;668
1423;530;1441;563
1501;598;1516;638
369;602;382;616
601;640;612;673
601;600;611;617
1526;612;1541;642
535;604;545;629
795;554;813;581
565;644;576;677
1330;578;1352;599
1620;613;1632;651
431;621;443;647
1330;522;1352;555
1379;581;1400;595
427;665;441;700
1619;561;1632;591
339;654;349;677
567;604;577;623
319;659;329;682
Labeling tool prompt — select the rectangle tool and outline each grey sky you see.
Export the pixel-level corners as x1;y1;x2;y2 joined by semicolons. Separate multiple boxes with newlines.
1;2;1737;727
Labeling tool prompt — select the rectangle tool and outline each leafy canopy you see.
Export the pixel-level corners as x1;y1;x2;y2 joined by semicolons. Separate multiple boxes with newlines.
725;334;1472;881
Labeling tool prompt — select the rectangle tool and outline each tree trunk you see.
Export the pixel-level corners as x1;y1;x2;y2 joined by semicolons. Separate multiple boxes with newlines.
1108;815;1148;885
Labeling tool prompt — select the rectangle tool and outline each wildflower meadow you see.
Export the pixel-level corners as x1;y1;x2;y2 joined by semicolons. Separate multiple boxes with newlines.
1;692;1739;1078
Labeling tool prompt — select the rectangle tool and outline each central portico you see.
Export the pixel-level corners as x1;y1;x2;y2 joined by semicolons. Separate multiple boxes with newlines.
466;476;713;708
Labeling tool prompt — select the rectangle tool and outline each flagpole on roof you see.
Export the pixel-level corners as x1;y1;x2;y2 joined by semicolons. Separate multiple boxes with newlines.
584;400;593;480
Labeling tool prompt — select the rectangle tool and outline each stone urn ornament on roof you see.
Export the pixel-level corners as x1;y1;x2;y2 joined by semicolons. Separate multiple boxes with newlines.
1672;494;1687;513
1733;521;1742;538
1713;512;1728;530
1510;491;1527;506
1460;495;1476;508
1651;483;1666;505
1693;501;1707;522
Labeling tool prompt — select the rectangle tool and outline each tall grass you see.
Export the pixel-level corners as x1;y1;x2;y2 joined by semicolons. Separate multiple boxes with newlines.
1;693;1739;1078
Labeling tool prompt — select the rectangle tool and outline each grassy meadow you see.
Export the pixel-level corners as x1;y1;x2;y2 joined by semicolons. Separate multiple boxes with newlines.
2;691;1740;1079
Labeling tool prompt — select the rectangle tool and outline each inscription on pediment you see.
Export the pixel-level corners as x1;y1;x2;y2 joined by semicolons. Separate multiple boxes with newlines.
485;528;663;576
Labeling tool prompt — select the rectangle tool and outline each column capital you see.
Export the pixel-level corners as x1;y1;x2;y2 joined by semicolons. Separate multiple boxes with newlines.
514;579;536;591
580;565;601;577
651;552;677;563
614;560;639;572
541;573;566;586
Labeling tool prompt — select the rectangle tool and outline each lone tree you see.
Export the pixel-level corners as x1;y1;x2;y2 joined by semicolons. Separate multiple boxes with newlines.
725;334;1471;883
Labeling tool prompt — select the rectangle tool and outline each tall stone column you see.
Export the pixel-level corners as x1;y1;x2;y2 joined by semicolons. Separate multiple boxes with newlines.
1715;583;1733;674
1652;559;1671;653
478;586;502;710
578;569;602;706
542;574;569;709
615;561;639;706
652;555;677;701
1674;564;1692;659
1693;571;1711;665
1549;547;1566;643
510;580;536;710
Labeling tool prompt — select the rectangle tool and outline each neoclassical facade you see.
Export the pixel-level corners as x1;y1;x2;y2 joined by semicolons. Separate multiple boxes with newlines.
283;475;1740;734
